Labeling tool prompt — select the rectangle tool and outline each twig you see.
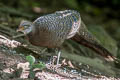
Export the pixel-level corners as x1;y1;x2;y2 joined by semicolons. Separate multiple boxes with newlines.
0;35;21;48
12;34;25;38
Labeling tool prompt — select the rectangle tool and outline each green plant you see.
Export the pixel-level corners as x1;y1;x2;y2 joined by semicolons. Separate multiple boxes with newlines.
26;55;46;79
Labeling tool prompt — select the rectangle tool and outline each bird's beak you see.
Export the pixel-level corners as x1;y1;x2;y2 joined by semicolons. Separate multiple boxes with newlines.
16;29;20;32
16;27;24;32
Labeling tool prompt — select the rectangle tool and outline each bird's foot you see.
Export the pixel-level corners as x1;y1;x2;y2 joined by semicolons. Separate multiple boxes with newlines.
46;63;61;72
47;55;61;70
47;49;62;70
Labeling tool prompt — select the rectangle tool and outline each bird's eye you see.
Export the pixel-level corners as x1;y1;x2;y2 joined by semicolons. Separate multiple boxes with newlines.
24;25;28;28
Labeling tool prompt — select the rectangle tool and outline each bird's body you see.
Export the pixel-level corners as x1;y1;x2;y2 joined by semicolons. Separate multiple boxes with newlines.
18;10;117;62
27;10;81;48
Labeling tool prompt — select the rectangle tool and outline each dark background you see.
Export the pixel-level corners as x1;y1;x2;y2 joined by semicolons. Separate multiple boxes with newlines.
0;0;120;78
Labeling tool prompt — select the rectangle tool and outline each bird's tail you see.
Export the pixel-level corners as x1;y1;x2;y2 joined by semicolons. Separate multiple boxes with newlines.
71;21;117;62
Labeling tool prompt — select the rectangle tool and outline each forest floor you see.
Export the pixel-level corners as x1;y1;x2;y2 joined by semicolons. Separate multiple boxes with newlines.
0;35;119;80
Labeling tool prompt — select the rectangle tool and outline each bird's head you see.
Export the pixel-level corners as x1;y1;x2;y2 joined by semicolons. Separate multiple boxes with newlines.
17;20;33;34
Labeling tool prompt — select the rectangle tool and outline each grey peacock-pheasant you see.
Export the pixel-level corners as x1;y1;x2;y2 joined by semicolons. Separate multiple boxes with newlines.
17;10;118;65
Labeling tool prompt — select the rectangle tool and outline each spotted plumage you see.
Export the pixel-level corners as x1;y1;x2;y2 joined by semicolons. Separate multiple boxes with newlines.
26;10;81;48
17;10;118;62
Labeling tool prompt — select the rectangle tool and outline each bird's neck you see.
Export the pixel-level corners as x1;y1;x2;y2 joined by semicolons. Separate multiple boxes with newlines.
25;26;33;35
25;25;35;40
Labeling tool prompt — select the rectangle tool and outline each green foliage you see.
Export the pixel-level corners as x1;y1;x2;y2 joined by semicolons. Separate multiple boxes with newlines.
26;55;35;65
64;0;78;9
32;62;45;69
26;55;46;79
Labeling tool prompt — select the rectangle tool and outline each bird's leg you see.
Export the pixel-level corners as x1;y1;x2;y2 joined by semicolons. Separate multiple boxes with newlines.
49;55;56;65
56;50;61;65
47;48;61;69
49;49;61;65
